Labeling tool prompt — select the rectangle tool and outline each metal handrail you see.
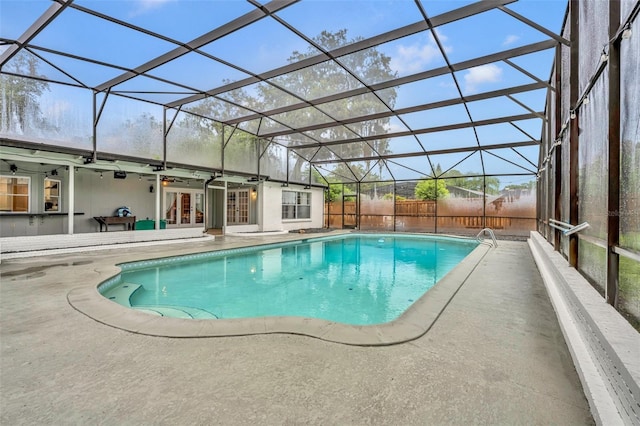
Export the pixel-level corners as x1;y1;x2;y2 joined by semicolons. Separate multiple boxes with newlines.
476;228;498;248
549;219;590;236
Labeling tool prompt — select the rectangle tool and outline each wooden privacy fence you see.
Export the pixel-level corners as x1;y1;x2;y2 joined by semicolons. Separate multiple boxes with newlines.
325;200;535;234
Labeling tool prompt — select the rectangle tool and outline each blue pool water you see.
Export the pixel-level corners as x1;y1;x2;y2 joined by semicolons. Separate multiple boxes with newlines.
101;234;478;325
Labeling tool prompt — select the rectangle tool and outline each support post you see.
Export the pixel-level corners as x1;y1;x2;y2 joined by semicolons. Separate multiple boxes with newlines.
393;181;397;232
67;165;74;234
607;0;621;306
221;126;225;176
162;108;167;171
356;181;360;230
554;46;563;251
326;186;330;229
568;0;580;267
155;174;161;229
92;92;97;163
482;175;487;229
434;178;439;233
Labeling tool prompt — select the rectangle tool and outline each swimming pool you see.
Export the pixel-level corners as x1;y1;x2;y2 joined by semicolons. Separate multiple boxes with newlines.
99;234;478;326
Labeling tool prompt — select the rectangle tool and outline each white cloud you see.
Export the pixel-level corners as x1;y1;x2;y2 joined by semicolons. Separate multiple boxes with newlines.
387;121;407;133
463;64;503;94
431;29;448;44
389;31;451;75
503;34;520;46
129;0;174;17
390;43;440;74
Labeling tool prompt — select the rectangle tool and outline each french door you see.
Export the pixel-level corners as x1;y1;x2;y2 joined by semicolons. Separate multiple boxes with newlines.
164;189;204;227
227;189;249;224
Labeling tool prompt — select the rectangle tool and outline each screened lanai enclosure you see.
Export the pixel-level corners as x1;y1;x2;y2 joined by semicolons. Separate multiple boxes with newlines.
0;0;639;328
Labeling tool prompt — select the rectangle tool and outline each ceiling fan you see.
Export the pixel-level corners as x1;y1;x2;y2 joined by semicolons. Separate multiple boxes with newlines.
147;176;184;183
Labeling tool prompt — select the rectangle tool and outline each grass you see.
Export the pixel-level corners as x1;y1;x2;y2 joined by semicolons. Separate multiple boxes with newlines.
620;256;640;331
579;239;640;332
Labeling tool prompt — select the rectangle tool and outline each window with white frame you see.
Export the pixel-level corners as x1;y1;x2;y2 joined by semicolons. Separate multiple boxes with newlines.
0;176;30;212
44;178;61;212
282;190;310;219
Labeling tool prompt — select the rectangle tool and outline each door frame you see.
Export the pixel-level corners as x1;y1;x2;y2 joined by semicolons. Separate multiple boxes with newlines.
226;188;250;225
163;187;204;228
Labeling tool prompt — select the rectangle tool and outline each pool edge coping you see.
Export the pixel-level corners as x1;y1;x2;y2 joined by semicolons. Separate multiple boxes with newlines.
67;236;492;346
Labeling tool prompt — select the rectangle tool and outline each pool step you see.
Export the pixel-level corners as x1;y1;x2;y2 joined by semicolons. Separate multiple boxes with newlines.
134;305;218;319
134;308;163;316
104;283;141;307
179;306;219;319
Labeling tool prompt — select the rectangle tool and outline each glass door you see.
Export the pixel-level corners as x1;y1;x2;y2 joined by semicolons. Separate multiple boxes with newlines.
227;189;249;224
194;192;204;225
227;191;236;224
165;191;178;225
180;192;191;225
164;189;204;227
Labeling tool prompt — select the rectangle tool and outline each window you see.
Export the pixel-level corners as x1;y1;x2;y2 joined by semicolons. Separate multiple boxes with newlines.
44;178;61;212
0;176;30;212
282;190;310;219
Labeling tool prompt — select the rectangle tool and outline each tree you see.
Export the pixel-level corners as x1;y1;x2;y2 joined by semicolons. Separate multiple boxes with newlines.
414;179;449;200
505;180;536;191
382;193;406;201
178;86;266;174
123;112;163;158
0;52;50;134
168;31;397;182
433;164;501;194
257;29;398;181
325;184;342;203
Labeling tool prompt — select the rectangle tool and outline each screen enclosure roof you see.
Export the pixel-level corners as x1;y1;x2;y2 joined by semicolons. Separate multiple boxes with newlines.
0;0;568;183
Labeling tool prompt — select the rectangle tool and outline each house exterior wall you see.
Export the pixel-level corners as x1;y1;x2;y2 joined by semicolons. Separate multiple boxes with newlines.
260;181;323;232
1;158;326;237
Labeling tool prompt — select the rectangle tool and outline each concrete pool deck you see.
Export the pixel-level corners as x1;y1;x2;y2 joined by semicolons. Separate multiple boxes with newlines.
0;233;593;424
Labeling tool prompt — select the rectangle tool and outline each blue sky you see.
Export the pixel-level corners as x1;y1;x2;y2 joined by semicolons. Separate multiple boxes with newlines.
1;0;568;92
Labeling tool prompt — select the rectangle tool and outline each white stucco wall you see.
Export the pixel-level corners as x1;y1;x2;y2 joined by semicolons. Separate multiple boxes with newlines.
260;182;323;232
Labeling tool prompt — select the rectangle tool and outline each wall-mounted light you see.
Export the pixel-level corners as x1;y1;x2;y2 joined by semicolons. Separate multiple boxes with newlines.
10;164;17;175
100;172;103;179
149;185;154;193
